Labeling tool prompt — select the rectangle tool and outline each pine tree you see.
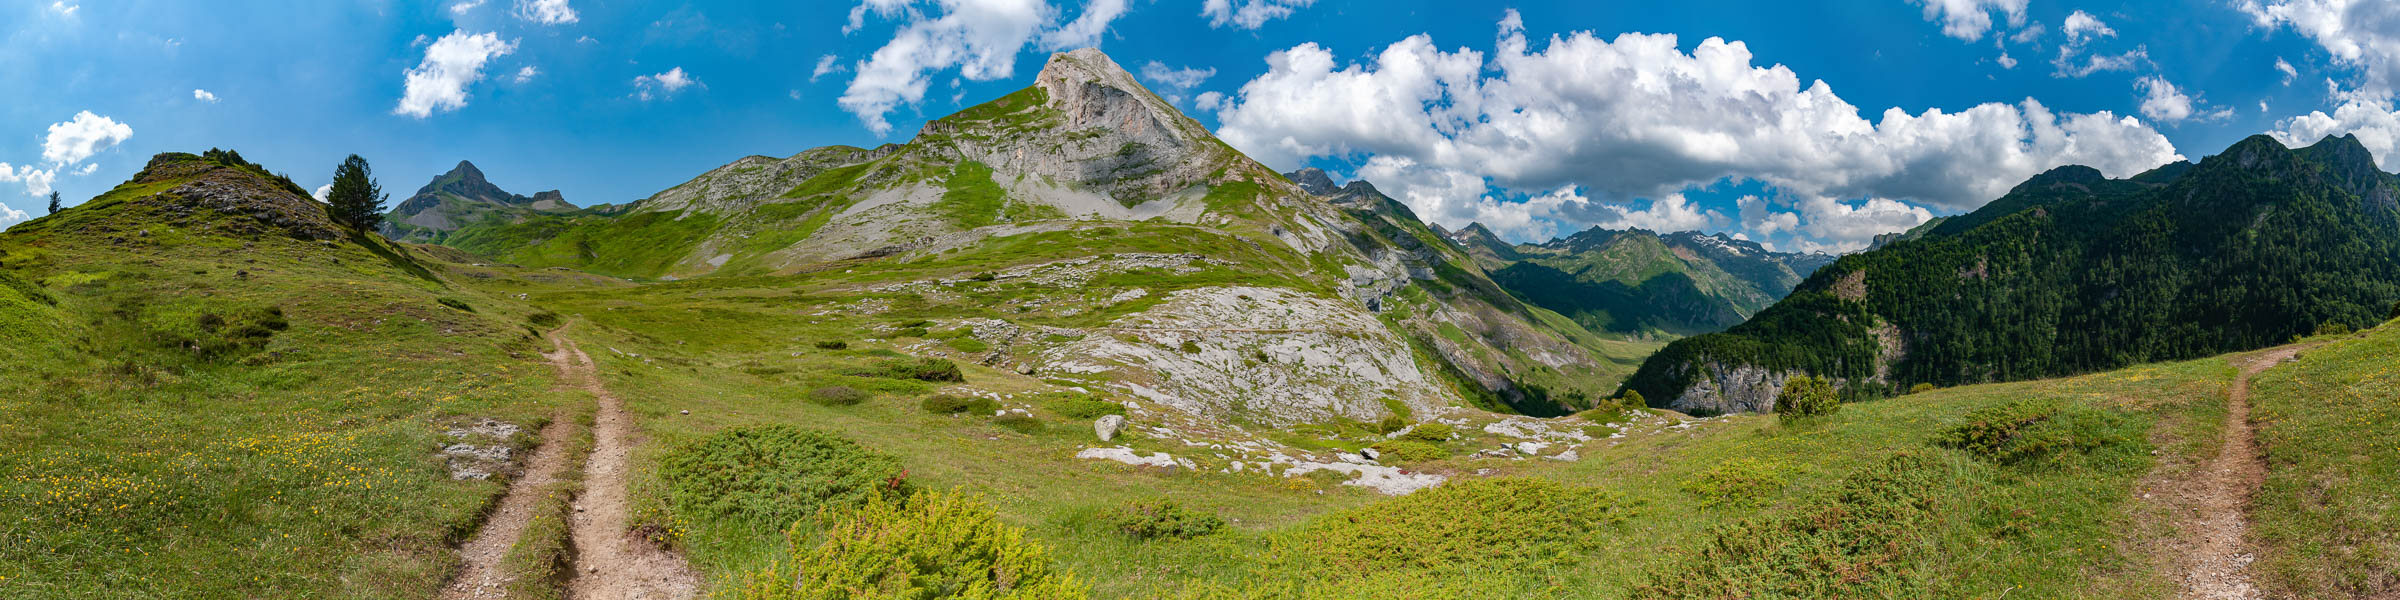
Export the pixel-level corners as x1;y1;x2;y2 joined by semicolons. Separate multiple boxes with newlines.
46;191;60;215
326;155;386;231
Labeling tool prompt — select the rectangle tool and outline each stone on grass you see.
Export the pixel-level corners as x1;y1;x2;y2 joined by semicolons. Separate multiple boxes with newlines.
1095;414;1126;442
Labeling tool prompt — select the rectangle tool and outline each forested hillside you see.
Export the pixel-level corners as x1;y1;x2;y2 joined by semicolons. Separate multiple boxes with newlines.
1624;134;2400;414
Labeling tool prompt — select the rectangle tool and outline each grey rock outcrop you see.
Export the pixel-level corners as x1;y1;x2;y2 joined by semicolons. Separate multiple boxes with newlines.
1094;414;1125;442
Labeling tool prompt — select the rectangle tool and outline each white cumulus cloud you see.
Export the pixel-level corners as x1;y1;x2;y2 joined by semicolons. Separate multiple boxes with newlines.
0;202;26;227
839;0;1055;136
2135;76;2232;124
0;164;59;198
193;89;218;103
1211;11;2181;250
2241;0;2400;95
44;111;134;166
313;184;332;203
449;0;485;16
515;0;577;25
634;67;698;101
812;54;846;82
1907;0;2029;41
2052;10;2145;78
1201;0;1314;30
2276;57;2299;84
394;30;518;119
1042;0;1127;50
513;66;539;83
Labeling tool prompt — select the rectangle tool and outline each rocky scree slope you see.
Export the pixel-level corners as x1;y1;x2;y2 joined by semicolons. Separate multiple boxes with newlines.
431;48;1626;423
1622;134;2400;415
382;160;578;243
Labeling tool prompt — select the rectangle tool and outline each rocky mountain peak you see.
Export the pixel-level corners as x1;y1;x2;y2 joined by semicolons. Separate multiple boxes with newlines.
911;48;1241;207
1288;168;1339;195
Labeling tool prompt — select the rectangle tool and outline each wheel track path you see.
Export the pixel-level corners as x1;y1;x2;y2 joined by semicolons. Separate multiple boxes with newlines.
556;332;698;600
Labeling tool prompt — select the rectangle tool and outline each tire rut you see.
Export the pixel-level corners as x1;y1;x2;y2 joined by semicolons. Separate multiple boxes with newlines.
435;334;583;599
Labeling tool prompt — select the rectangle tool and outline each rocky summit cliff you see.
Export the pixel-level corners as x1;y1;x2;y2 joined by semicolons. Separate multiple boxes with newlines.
382;160;576;243
1623;134;2400;415
426;48;1638;424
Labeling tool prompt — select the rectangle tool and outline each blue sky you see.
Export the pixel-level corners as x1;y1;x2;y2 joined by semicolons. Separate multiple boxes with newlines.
3;0;2395;252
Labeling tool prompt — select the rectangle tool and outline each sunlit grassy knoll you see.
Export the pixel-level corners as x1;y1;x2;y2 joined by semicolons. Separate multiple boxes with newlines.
2249;321;2400;597
0;159;577;599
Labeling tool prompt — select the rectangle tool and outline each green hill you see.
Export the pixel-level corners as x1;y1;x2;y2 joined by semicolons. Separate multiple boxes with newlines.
0;151;574;597
1439;224;1835;336
1622;134;2400;414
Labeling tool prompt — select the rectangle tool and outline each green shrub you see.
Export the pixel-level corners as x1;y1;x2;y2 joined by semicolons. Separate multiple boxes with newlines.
946;337;990;353
719;489;1087;600
1105;501;1225;540
1178;340;1202;353
1681;458;1788;509
437;297;475;312
1582;424;1620;439
920;395;1002;416
994;413;1043;434
1908;382;1938;395
657;426;910;529
1045;395;1125;419
1401;422;1455;443
808;386;869;406
813;340;848;350
1931;398;2138;464
1632;452;1960;599
895;327;930;338
1368;439;1445;463
1373;415;1409;434
2390;300;2400;321
1773;375;1840;424
851;357;964;382
526;311;562;328
1286;478;1627;579
895;319;932;328
1617;389;1647;411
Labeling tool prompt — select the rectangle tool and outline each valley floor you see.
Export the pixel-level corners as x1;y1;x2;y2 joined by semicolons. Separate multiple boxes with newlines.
5;244;2393;599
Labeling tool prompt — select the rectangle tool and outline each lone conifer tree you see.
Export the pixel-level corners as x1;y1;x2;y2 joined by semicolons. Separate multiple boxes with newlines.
46;191;60;215
326;155;386;231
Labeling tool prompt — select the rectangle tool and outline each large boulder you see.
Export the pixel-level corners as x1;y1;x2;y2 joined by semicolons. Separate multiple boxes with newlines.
1094;414;1126;442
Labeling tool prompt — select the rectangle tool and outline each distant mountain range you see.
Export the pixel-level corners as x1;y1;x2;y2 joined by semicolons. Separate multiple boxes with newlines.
1623;134;2400;415
1417;217;1836;337
381;160;577;243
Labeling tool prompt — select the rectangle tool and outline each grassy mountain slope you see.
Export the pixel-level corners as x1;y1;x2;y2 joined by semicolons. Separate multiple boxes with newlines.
1622;134;2400;415
421;48;1643;420
0;152;574;597
1450;225;1834;337
2249;320;2400;596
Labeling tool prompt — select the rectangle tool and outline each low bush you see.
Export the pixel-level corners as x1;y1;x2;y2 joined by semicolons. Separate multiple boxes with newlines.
1774;375;1840;424
852;357;964;382
1178;340;1202;354
1045;395;1125;419
807;386;869;406
1284;478;1627;579
1400;422;1455;443
656;426;910;530
526;311;562;328
921;395;999;415
1368;439;1445;463
1373;415;1408;434
1582;424;1620;439
946;337;990;353
813;340;848;350
1908;382;1938;395
1105;501;1226;540
1931;398;2137;465
1631;452;1960;599
994;413;1043;434
437;297;475;312
719;489;1087;600
894;327;930;338
1681;458;1788;509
